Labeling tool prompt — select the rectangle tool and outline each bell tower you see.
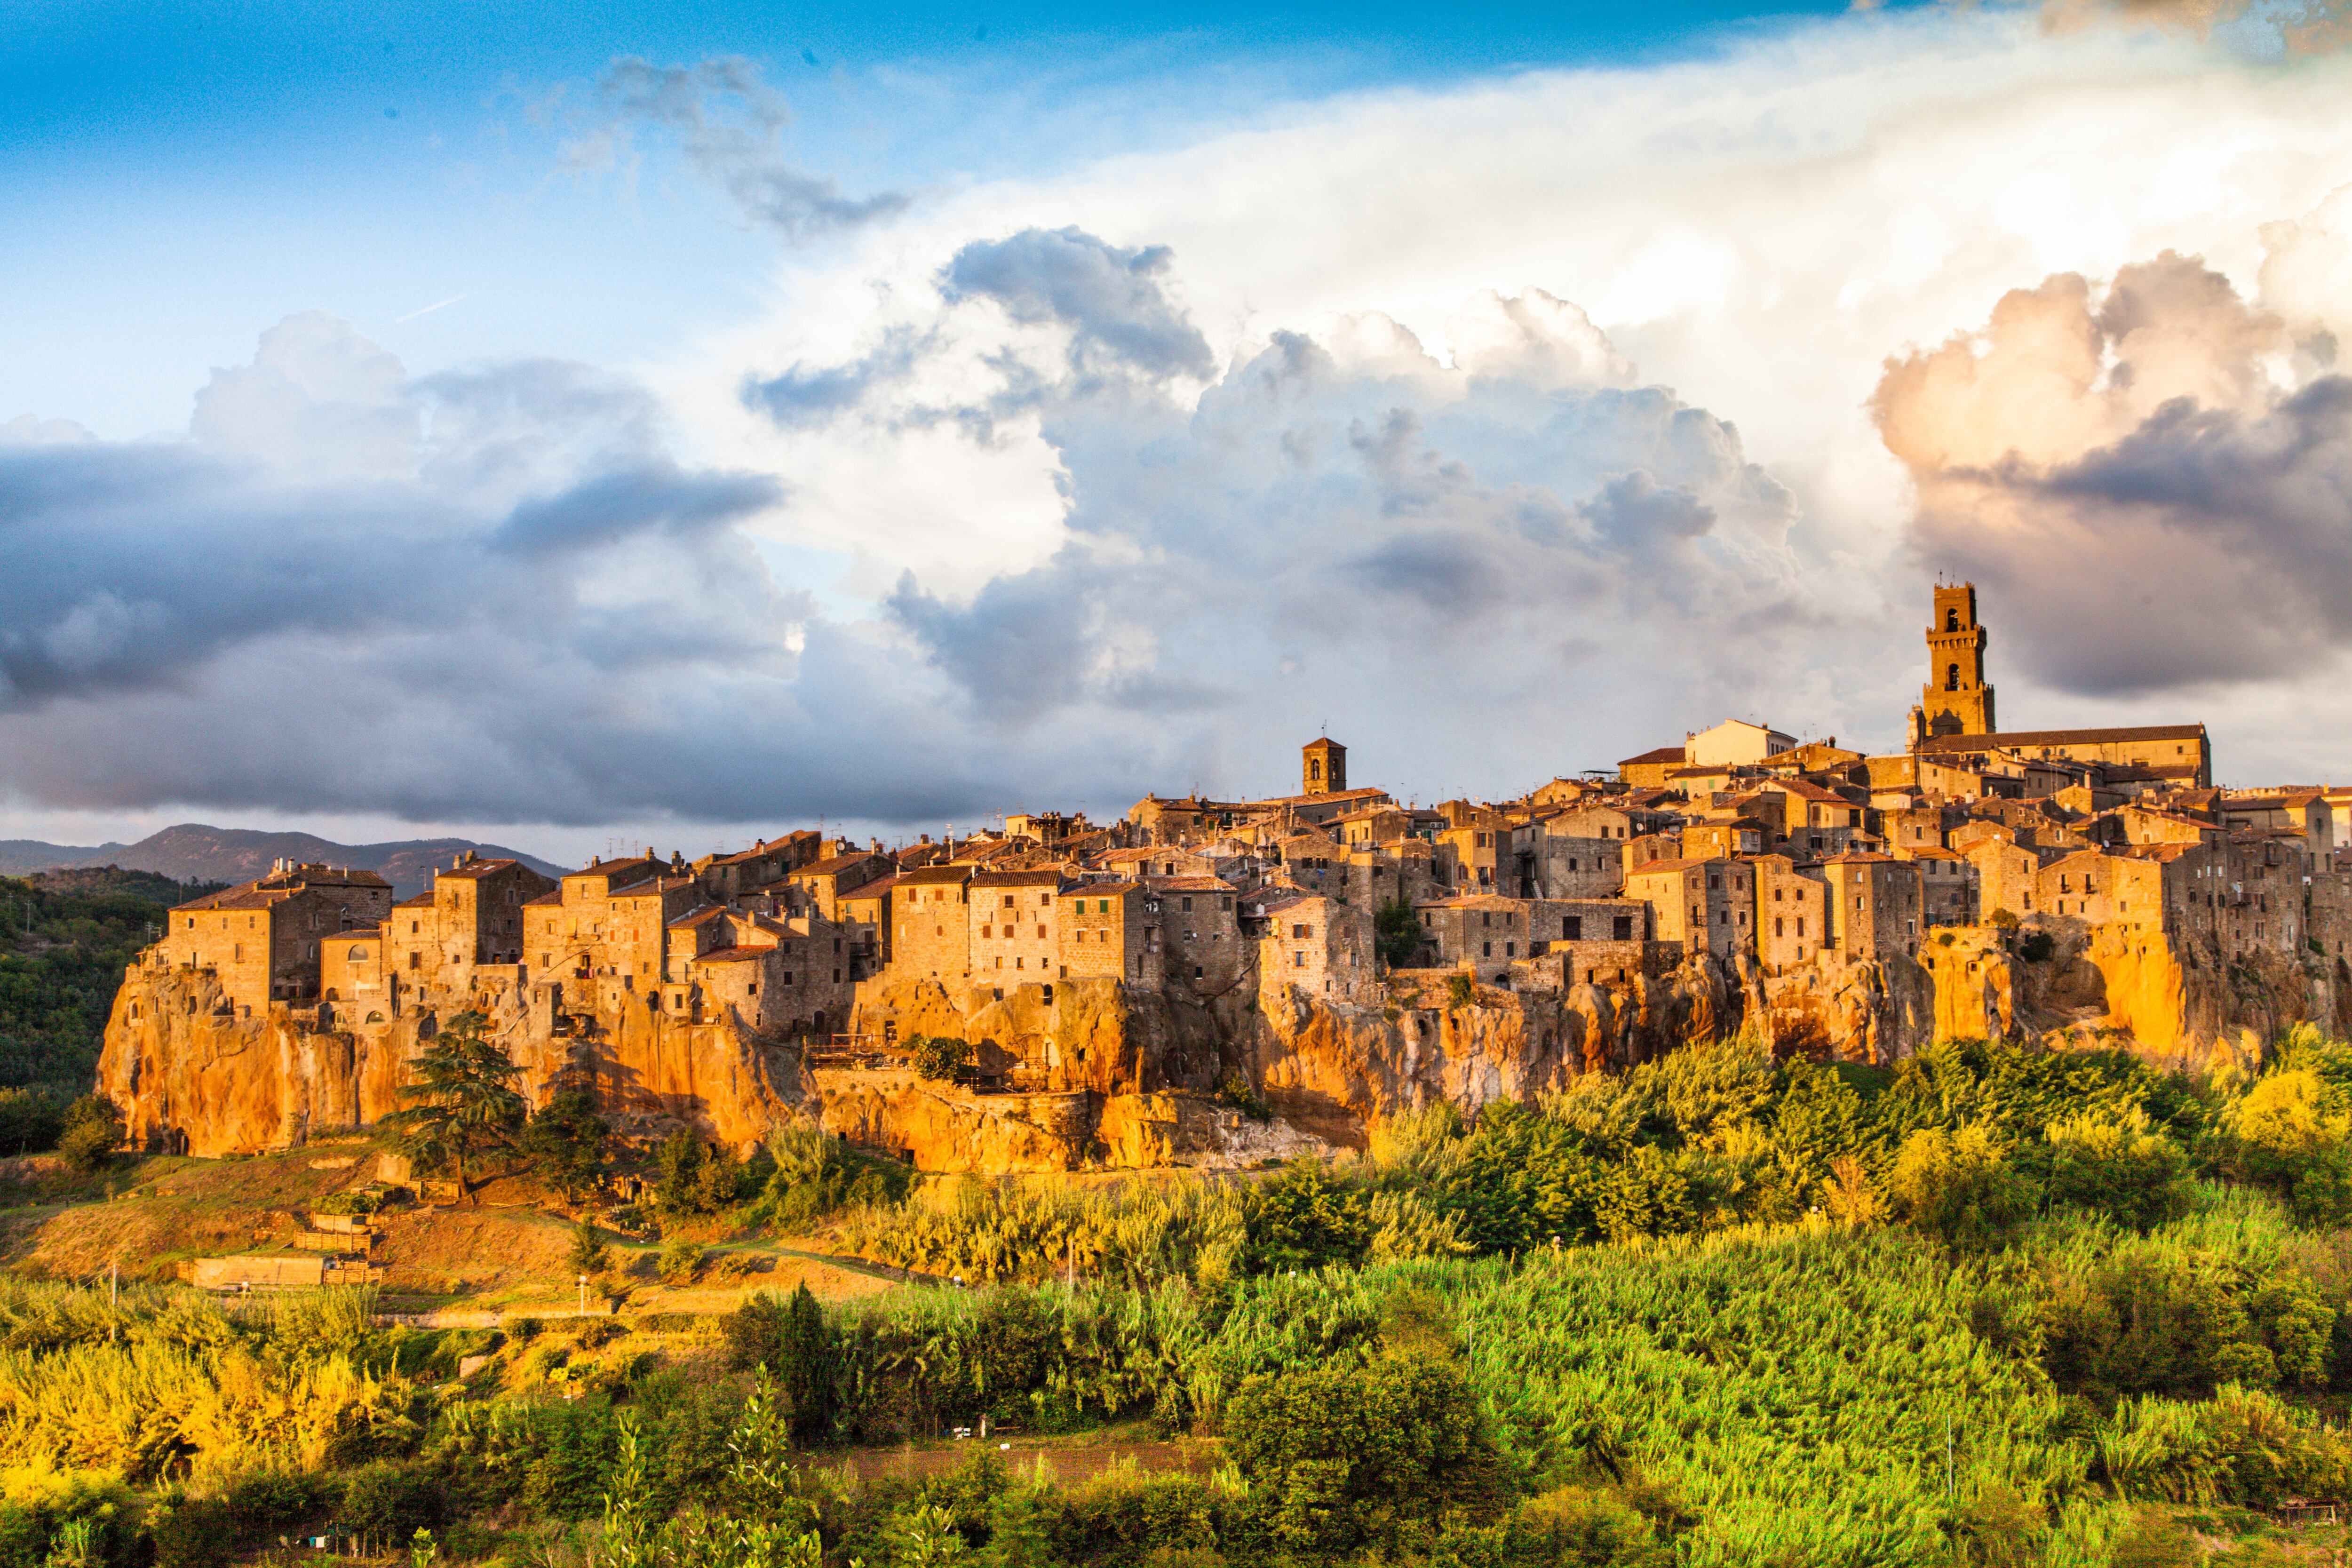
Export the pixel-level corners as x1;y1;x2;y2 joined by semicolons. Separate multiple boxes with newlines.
1920;582;1995;738
1302;737;1347;796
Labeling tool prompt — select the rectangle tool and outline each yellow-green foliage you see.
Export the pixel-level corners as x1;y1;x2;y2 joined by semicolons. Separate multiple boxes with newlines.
0;1281;416;1481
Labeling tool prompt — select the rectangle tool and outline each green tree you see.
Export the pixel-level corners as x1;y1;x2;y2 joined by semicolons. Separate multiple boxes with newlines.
1226;1355;1506;1555
1888;1125;2034;1252
376;1011;525;1206
2036;1108;2195;1232
1243;1161;1374;1273
910;1035;974;1082
56;1093;124;1174
523;1087;610;1202
565;1217;610;1276
1374;898;1424;969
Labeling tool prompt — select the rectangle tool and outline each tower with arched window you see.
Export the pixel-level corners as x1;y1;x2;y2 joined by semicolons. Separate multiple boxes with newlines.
1920;582;1995;737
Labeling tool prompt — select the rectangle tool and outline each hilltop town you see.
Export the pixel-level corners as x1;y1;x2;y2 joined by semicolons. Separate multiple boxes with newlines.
97;583;2352;1171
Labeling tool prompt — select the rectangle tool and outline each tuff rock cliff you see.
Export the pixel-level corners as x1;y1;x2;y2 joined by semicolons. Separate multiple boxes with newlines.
95;918;2352;1169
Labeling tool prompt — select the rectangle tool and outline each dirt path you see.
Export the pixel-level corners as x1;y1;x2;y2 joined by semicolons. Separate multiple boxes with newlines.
807;1433;1220;1489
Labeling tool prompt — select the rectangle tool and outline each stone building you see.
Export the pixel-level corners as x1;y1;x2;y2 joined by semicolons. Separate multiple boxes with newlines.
1685;719;1798;768
1252;890;1376;1006
1618;746;1686;789
161;862;396;1019
890;864;976;979
1146;876;1246;992
1918;581;1996;738
1623;857;1751;961
1302;736;1347;795
784;849;895;921
1821;854;1923;962
1058;881;1161;984
1749;854;1828;971
967;868;1064;979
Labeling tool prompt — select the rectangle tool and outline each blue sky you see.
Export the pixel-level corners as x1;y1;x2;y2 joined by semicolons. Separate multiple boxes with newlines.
5;0;2352;862
3;0;1864;436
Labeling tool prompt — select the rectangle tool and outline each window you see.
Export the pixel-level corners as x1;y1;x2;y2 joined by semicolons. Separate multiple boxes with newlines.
1036;925;1047;939
1947;662;1961;690
1182;897;1193;912
1505;941;1515;957
350;946;369;961
1797;918;1806;938
1563;915;1581;939
1775;917;1784;938
1003;894;1016;908
1293;952;1305;967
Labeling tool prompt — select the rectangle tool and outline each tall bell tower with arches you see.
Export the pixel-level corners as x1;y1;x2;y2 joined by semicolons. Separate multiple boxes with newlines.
1919;581;1995;738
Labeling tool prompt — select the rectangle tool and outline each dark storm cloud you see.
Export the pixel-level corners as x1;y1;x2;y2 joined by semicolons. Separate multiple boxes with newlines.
1876;251;2352;696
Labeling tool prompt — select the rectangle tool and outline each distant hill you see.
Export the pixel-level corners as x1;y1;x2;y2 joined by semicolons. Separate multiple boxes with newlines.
0;824;569;899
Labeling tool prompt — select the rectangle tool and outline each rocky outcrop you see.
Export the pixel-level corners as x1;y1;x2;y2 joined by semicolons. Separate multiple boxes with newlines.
99;916;2352;1170
98;960;805;1159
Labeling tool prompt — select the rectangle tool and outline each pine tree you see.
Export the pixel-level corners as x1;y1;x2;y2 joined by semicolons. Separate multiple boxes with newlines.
377;1010;525;1206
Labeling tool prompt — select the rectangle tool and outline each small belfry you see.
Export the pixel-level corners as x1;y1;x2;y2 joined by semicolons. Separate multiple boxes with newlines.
1916;581;1995;740
1302;736;1347;795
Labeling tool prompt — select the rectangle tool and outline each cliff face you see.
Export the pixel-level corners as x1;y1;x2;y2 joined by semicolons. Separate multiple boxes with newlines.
98;961;806;1159
97;919;2352;1169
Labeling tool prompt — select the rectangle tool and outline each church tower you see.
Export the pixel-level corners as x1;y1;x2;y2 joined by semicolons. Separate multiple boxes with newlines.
1920;582;1995;738
1302;737;1347;796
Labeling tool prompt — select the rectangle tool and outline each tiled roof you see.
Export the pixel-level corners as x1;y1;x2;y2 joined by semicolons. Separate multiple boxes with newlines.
1618;746;1686;766
1918;724;2205;753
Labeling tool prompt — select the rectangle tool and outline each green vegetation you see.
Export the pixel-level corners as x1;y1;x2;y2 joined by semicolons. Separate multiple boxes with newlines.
376;1011;527;1206
1374;898;1424;969
909;1035;974;1082
24;1028;2352;1562
0;870;221;1096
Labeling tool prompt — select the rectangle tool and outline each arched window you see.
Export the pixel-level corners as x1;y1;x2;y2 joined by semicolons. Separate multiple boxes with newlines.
1945;608;1959;632
349;946;369;961
1946;663;1961;691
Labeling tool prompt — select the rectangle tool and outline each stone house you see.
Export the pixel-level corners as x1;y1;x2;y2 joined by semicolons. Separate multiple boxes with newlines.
1252;891;1376;1006
834;874;897;975
1748;854;1828;972
1623;857;1751;961
1897;847;1977;928
162;862;396;1019
1821;854;1923;962
1617;746;1686;789
889;864;976;980
1145;876;1246;992
2221;792;2334;861
783;849;896;921
1058;881;1162;983
1685;718;1798;768
967;868;1064;979
1414;894;1537;980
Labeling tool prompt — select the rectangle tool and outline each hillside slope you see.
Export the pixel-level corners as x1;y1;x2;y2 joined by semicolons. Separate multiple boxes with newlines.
0;823;567;896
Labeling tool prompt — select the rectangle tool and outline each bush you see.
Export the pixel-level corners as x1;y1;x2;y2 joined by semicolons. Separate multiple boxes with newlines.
1375;898;1423;968
2018;931;2055;963
910;1035;974;1082
56;1095;123;1174
720;1284;834;1441
222;1470;336;1545
1888;1125;2033;1251
659;1239;706;1285
2038;1109;2195;1232
655;1132;745;1217
1226;1354;1507;1555
565;1218;610;1276
0;1087;67;1156
1243;1162;1374;1274
339;1463;442;1547
150;1499;233;1568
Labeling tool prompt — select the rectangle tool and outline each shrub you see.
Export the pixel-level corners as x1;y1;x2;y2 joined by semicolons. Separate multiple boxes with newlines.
1888;1125;2033;1251
1446;974;1476;1010
522;1089;610;1202
1225;1354;1506;1555
150;1499;233;1568
655;1133;746;1217
2018;931;2055;963
565;1218;610;1276
2039;1108;2195;1232
339;1463;442;1546
723;1285;833;1441
57;1096;123;1174
222;1470;336;1545
1374;899;1423;968
910;1035;974;1082
1243;1162;1374;1274
659;1240;706;1286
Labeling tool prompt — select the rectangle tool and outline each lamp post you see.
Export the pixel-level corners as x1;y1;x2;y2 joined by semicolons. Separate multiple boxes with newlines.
578;1273;588;1316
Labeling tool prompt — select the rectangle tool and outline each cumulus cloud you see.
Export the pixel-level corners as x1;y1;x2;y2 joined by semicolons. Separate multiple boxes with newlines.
1875;244;2352;693
562;56;910;241
2027;0;2352;54
0;314;1022;824
758;229;1819;774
